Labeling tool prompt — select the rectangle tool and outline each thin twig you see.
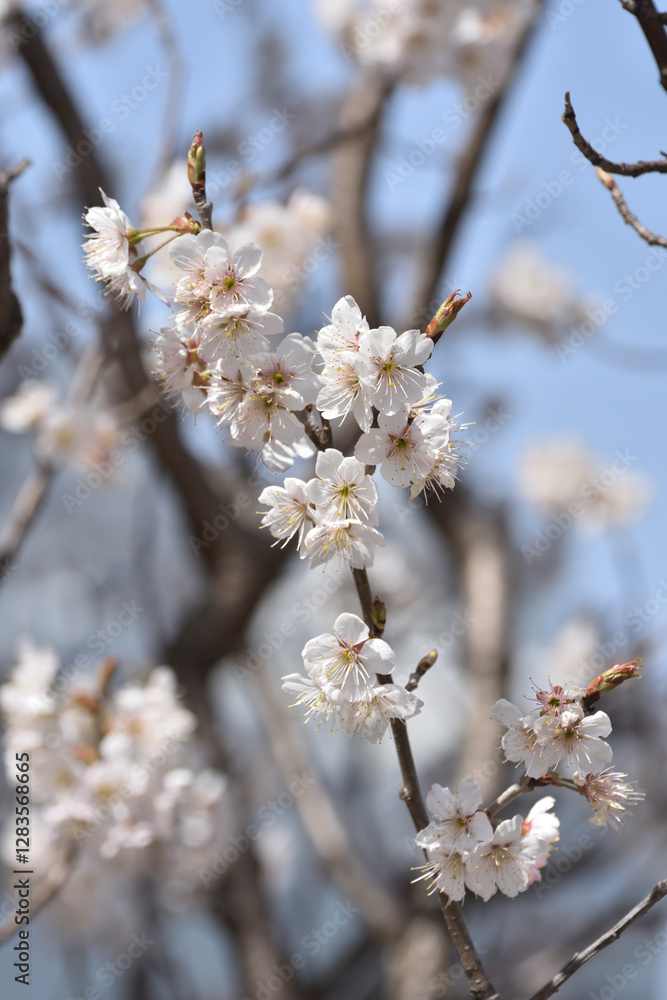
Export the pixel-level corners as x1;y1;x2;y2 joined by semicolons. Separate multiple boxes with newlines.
0;158;31;360
562;92;667;176
619;0;667;22
597;169;667;246
529;878;667;1000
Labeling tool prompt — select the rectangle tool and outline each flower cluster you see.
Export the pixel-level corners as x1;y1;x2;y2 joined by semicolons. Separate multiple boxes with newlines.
315;0;533;89
281;612;422;743
0;640;226;862
0;379;121;471
519;437;652;532
414;779;559;902
492;681;645;830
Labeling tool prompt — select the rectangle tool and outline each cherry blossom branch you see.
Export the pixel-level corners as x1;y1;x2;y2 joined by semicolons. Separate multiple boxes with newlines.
562;91;667;176
619;0;667;22
0;157;31;360
529;877;667;1000
351;565;499;1000
596;168;667;247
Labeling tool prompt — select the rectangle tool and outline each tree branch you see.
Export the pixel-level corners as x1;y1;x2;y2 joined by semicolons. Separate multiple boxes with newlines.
617;0;667;90
597;168;667;246
562;91;667;176
529;878;667;1000
0;158;30;360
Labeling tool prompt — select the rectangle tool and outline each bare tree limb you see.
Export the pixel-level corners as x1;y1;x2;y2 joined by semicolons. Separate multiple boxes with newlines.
0;158;30;360
597;168;667;246
617;0;667;90
562;91;667;176
529;878;667;1000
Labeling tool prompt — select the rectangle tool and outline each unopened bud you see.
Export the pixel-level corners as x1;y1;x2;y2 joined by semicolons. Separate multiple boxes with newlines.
425;290;472;344
371;597;386;636
584;658;642;709
170;212;201;235
188;131;207;192
596;168;615;191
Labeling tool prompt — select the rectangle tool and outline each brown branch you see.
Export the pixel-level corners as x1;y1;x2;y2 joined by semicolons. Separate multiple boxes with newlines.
0;158;31;360
351;566;498;1000
0;465;52;585
410;4;543;331
597;168;667;246
485;775;537;818
618;0;667;90
529;878;667;1000
562;91;667;176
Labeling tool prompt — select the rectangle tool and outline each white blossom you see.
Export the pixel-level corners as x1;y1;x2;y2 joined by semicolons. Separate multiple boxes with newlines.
533;707;613;779
258;478;314;550
355;326;433;417
576;769;645;831
316;351;374;432
198;309;284;370
465;815;531;900
416;779;493;854
248;333;319;410
355;412;445;488
301;612;395;699
302;518;385;570
317;296;369;356
306;448;379;524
